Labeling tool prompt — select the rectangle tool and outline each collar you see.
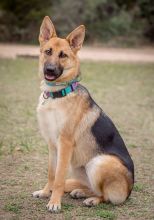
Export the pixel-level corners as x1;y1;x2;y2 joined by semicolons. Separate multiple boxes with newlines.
43;81;79;99
45;75;81;87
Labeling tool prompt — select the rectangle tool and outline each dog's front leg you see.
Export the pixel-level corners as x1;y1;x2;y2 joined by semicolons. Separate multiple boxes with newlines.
47;136;74;213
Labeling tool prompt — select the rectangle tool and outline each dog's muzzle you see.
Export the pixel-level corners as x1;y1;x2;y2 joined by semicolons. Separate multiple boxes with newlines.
44;63;63;81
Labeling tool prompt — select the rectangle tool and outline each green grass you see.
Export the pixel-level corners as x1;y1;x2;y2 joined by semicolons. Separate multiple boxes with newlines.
96;210;115;219
0;58;154;220
4;203;22;214
133;183;144;192
62;203;74;211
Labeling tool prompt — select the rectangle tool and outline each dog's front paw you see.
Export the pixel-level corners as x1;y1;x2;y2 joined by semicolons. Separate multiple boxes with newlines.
46;200;61;213
32;189;51;198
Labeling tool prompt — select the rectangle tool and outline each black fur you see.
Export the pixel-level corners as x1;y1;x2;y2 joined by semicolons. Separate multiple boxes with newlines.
91;112;134;181
79;84;134;181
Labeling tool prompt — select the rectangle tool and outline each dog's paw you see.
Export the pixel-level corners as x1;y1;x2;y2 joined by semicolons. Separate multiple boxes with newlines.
70;189;86;199
32;190;51;198
46;200;61;213
83;197;101;207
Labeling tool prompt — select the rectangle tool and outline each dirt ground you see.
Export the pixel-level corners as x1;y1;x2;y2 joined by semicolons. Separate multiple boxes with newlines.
0;43;154;63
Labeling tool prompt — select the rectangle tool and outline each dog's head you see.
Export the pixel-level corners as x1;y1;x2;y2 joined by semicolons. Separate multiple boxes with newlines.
39;16;85;83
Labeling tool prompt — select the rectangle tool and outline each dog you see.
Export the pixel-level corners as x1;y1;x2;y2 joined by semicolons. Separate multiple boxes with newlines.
32;16;134;213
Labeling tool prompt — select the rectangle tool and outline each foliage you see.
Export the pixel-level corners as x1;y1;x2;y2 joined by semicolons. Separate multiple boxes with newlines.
0;0;52;43
0;0;153;44
138;0;154;41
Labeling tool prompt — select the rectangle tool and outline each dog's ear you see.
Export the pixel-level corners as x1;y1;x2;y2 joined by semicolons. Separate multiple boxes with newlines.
39;16;57;44
66;25;85;53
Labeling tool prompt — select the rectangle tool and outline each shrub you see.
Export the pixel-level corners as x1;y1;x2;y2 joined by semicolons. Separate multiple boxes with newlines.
0;0;153;44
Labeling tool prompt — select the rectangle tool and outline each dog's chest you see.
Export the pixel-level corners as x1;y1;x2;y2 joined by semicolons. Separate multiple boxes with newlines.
37;96;67;146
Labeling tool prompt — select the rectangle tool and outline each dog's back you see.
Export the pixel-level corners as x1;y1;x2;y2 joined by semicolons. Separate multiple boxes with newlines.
73;84;134;178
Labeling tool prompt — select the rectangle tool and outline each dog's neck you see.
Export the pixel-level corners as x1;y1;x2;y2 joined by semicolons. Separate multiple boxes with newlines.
40;79;79;99
40;80;66;92
40;77;81;94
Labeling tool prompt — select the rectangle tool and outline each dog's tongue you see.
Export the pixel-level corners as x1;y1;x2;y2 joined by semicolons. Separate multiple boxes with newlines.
45;74;55;81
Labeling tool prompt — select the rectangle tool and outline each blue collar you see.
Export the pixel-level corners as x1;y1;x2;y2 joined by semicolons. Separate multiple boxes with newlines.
43;81;79;99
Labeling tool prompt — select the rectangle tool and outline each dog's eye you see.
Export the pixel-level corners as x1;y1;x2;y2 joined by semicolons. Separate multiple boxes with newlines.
45;48;52;56
59;51;68;58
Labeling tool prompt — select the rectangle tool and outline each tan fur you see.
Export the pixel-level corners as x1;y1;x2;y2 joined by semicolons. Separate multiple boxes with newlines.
86;155;133;204
32;16;133;212
64;179;88;192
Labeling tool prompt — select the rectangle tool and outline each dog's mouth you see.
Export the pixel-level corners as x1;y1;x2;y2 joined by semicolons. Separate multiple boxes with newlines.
44;73;57;81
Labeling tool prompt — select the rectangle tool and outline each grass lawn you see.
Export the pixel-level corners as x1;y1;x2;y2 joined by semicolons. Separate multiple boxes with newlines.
0;58;154;220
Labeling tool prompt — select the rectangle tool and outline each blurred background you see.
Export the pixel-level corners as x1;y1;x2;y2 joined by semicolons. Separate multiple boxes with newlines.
0;0;154;46
0;1;154;220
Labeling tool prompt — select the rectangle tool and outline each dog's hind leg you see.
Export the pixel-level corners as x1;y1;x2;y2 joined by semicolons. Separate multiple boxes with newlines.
65;179;95;199
70;187;95;199
64;179;87;192
84;154;132;206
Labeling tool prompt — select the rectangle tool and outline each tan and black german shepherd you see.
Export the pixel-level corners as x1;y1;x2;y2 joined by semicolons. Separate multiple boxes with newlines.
32;16;134;213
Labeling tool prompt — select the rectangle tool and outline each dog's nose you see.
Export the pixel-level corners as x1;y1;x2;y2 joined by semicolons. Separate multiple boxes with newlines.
46;64;57;74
